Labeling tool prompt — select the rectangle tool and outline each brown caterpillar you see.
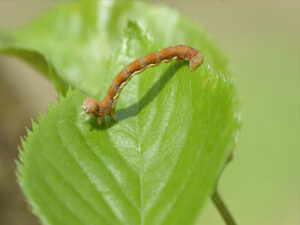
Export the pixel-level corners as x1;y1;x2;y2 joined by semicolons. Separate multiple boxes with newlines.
82;45;203;124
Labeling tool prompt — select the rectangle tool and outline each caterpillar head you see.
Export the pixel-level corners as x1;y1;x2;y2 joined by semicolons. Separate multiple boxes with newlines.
81;97;110;125
82;97;99;116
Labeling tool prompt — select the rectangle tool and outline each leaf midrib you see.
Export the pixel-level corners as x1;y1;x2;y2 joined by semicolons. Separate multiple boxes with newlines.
137;117;144;225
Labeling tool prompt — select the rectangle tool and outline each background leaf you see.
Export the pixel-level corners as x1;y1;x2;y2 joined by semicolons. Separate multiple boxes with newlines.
0;1;228;95
1;1;239;225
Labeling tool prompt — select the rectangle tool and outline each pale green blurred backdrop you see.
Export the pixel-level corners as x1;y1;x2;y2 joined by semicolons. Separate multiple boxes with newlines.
0;1;299;225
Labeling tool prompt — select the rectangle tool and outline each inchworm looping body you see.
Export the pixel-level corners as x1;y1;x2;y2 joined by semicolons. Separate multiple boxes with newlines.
82;45;203;124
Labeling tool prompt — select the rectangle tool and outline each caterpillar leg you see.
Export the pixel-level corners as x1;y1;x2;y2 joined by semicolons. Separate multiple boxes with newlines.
110;108;117;121
85;115;91;121
97;117;103;125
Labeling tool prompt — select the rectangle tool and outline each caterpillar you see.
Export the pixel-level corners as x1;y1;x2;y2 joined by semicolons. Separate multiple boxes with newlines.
81;45;203;124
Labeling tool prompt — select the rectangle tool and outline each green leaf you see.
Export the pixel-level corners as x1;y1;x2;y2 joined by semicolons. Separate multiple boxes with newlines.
0;1;228;95
3;1;240;225
19;72;238;224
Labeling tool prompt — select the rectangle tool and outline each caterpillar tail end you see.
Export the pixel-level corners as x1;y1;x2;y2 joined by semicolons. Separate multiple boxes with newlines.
190;52;203;71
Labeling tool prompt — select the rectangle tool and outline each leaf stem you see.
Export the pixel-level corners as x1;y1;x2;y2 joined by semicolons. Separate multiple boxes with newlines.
212;190;237;225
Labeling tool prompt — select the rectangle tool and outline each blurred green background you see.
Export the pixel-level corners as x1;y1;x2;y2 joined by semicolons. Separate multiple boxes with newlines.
0;1;299;225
